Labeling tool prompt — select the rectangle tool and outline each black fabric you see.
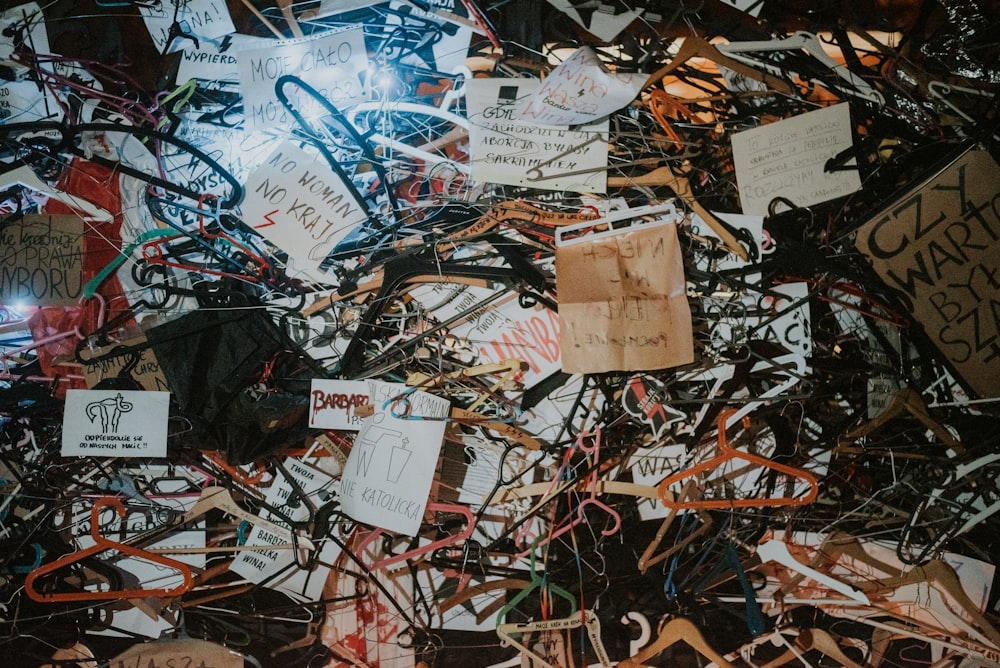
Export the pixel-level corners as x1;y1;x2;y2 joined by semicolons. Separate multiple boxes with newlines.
146;308;323;463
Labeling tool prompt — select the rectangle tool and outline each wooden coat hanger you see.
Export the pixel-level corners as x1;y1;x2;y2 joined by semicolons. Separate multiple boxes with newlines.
643;35;795;95
866;559;1000;648
758;627;866;668
618;616;737;668
497;609;612;668
603;168;749;261
25;497;193;602
839;386;963;454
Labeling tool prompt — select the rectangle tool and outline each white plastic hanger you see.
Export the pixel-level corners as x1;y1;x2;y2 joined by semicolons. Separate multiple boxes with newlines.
1;163;113;223
756;539;871;605
717;32;885;105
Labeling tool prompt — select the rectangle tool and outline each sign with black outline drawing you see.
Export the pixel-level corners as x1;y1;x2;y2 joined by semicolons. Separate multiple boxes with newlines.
61;390;170;457
340;381;450;536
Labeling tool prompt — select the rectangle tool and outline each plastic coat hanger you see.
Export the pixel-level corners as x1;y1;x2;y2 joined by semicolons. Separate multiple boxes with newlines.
717;32;885;104
25;497;193;602
0;163;113;223
618;616;737;668
496;609;611;668
754;539;871;605
657;409;819;510
352;502;475;571
495;538;578;626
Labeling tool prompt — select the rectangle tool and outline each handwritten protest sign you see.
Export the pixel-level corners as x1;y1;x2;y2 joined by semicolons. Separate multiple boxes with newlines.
340;381;449;535
731;103;860;215
466;77;608;193
556;218;694;373
62;390;169;457
237;27;368;131
242;140;369;280
230;458;339;600
518;46;644;126
83;336;170;392
0;215;83;306
177;34;266;83
138;0;235;54
309;379;370;430
855;148;1000;398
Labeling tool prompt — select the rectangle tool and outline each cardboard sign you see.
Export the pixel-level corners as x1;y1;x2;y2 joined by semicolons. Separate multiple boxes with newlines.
138;0;235;54
854;148;1000;398
82;337;170;392
518;47;644;126
731;103;861;215
237;27;369;131
309;379;370;429
556;219;694;373
0;215;83;306
466;77;608;193
109;638;243;668
62;390;170;457
242;140;369;280
340;381;449;536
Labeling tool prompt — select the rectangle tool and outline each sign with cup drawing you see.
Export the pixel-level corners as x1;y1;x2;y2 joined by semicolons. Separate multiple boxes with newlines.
61;390;170;457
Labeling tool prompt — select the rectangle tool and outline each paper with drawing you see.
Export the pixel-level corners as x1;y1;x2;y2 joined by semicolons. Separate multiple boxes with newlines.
340;381;450;536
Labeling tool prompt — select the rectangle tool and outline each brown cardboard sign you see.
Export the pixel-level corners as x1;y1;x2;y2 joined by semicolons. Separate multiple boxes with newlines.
0;214;84;306
854;148;1000;398
82;335;170;392
556;219;694;373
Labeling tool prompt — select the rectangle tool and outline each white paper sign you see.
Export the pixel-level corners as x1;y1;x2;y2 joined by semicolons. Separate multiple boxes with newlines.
62;390;170;457
387;0;473;74
340;381;449;536
731;103;861;215
0;3;57;122
230;458;339;600
242;140;369;279
518;47;643;126
309;379;370;430
138;0;235;54
177;34;267;83
1;3;49;58
466;77;608;193
237;27;369;131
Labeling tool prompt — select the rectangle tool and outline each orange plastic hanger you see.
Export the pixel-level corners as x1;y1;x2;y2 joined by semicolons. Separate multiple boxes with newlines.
25;497;194;602
657;409;819;510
